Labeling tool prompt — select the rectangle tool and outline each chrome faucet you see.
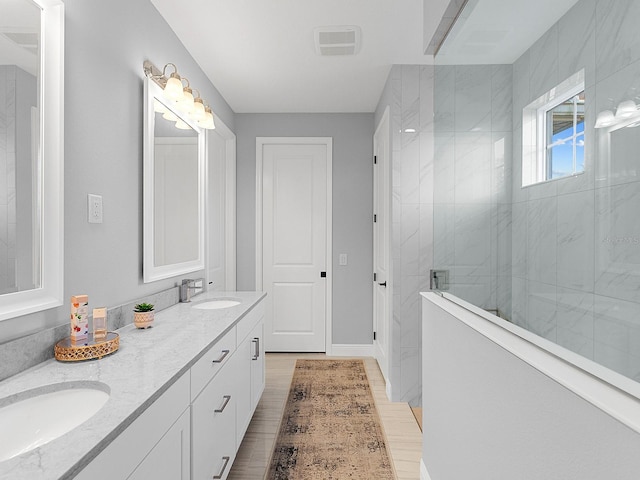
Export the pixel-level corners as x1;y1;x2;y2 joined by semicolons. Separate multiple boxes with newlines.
180;279;197;303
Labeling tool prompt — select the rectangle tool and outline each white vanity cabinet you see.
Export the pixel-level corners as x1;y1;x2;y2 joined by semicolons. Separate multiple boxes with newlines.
74;374;191;480
235;304;265;447
72;298;266;480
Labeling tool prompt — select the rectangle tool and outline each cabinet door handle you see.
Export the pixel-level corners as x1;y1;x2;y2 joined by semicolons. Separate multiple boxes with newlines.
252;337;260;360
212;349;230;364
212;456;230;479
214;395;231;413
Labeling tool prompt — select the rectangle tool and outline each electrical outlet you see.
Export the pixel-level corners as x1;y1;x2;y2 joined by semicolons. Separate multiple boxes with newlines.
339;253;348;266
88;194;103;223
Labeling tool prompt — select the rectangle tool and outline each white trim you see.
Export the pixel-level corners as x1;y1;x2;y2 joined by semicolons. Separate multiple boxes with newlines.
256;137;333;354
330;344;374;357
420;459;432;480
386;381;392;400
422;292;640;434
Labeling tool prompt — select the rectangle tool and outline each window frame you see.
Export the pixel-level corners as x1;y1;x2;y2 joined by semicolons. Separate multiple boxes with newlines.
536;84;585;182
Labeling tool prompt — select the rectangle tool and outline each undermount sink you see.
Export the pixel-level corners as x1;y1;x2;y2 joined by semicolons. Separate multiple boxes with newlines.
0;383;110;462
192;299;241;310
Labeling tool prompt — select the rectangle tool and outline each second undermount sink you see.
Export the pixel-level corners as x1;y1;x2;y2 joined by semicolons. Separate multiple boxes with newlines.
192;299;241;310
0;383;110;462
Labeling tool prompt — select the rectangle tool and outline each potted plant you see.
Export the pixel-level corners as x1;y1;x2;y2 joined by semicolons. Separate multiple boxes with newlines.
133;303;155;329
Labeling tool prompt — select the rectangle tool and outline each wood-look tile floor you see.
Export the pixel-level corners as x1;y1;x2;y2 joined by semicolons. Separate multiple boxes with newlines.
228;353;422;480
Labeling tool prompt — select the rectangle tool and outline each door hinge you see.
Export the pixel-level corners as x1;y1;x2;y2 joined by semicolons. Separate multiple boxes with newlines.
373;331;377;341
373;272;377;282
373;214;377;223
374;155;377;165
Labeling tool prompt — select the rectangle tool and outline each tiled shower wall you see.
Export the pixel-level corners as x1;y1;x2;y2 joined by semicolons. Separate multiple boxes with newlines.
434;0;640;383
433;64;513;316
377;65;434;405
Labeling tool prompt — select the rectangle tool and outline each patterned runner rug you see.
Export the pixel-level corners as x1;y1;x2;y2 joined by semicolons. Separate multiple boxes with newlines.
266;359;396;479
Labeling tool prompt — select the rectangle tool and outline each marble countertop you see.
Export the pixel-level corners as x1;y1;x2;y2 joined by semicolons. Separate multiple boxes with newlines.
0;291;266;480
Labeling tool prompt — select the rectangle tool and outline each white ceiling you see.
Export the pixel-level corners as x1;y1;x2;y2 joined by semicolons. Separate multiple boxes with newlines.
0;0;40;76
150;0;582;114
150;0;449;113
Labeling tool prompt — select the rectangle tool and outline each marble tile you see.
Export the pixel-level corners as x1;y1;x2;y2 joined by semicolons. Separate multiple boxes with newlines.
400;347;421;404
453;275;495;310
513;51;531;124
401;77;420;149
594;182;640;302
595;0;640;83
419;203;434;275
391;66;402;153
454;65;492;133
556;287;594;359
453;132;492;204
511;276;528;328
496;203;512;278
401;276;422;349
559;0;596;87
511;128;529;204
433;204;455;270
529;23;559;101
492;131;512;205
526;281;557;342
556;190;595;292
454;203;492;277
527;196;558;285
491;65;513;133
593;294;640;352
511;201;527;278
401;204;420;277
419;131;434;204
401;133;420;204
593;56;640;117
434;65;455;133
496;274;512;321
433;132;455;204
419;65;435;132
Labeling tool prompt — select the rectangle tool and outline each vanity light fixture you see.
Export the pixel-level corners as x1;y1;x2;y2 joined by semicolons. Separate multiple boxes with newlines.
143;60;216;129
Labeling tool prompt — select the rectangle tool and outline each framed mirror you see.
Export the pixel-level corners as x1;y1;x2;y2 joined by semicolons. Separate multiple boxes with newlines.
143;76;205;283
0;0;64;321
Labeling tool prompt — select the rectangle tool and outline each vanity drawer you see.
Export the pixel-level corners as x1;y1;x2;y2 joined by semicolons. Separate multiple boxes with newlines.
191;352;239;480
236;300;265;345
191;326;236;400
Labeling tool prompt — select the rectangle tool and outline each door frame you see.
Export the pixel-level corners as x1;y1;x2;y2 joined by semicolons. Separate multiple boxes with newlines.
204;117;236;290
255;137;333;354
373;107;392;394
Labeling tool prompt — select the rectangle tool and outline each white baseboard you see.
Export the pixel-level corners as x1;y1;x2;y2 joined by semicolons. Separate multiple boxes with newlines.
420;459;431;480
330;344;375;357
385;380;392;400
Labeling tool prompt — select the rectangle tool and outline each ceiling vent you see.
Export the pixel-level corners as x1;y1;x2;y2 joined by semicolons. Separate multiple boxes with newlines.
314;26;361;56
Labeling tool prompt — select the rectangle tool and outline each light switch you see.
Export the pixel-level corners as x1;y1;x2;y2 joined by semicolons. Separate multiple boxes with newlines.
339;253;348;266
88;194;103;223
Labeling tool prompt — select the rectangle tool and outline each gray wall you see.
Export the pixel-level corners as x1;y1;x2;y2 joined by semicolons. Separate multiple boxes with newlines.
235;113;374;345
422;295;640;480
0;0;235;343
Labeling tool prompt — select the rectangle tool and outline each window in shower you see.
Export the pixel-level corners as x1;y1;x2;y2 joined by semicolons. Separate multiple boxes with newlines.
543;90;585;180
522;69;585;187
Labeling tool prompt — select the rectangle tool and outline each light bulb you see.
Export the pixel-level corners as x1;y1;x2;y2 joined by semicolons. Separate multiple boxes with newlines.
616;100;637;119
164;73;184;101
197;107;216;129
594;110;615;128
191;98;205;121
181;86;195;112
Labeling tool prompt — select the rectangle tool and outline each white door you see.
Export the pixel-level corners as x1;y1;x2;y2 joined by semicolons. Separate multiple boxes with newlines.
259;140;331;352
373;108;391;382
207;129;226;290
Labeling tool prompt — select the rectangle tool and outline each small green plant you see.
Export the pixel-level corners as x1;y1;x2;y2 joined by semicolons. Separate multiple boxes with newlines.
134;303;154;312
